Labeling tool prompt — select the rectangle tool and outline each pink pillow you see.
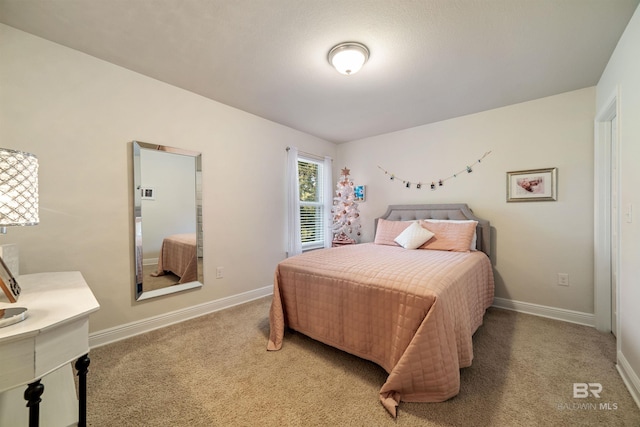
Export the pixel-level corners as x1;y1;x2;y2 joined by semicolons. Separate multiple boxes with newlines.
374;219;411;246
418;220;477;252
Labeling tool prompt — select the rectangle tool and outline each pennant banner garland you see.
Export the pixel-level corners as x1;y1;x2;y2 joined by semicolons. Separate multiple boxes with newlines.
378;151;492;190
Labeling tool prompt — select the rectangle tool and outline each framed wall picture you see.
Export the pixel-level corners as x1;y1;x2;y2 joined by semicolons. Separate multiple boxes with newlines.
0;256;20;303
354;185;366;202
507;168;557;202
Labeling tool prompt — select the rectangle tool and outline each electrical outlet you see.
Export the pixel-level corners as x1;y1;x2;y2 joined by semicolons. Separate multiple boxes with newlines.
216;267;224;279
558;273;569;286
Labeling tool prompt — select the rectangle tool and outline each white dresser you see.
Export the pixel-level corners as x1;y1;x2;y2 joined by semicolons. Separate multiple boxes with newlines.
0;271;100;427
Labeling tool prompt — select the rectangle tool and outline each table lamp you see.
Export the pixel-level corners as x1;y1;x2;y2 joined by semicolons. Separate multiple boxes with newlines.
0;148;38;327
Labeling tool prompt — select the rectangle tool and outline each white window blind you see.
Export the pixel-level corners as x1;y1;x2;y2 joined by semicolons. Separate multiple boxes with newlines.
298;157;326;250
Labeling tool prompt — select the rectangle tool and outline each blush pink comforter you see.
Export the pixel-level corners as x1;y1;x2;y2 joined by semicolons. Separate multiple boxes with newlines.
152;233;197;284
268;243;494;416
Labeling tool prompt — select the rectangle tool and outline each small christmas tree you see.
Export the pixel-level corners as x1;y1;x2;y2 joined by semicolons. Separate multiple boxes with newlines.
331;167;362;244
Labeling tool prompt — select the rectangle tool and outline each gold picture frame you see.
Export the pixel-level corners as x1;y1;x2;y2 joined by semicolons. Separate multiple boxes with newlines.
0;256;20;303
507;168;557;202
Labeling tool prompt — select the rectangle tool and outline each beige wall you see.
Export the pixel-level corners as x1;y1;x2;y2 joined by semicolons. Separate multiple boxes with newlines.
337;87;595;314
0;24;336;332
597;4;640;401
140;149;197;260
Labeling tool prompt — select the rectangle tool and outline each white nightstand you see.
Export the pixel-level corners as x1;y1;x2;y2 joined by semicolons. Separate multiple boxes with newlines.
0;271;100;427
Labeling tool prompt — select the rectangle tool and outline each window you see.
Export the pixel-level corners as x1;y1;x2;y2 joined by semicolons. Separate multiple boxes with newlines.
298;157;326;250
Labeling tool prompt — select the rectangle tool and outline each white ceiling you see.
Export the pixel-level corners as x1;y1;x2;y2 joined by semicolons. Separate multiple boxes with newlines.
1;0;638;143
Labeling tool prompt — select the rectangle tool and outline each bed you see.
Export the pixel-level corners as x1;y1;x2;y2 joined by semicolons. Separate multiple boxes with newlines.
267;204;494;417
151;233;198;284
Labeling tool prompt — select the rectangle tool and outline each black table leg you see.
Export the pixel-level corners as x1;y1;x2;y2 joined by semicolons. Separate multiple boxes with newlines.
75;353;90;427
24;379;44;427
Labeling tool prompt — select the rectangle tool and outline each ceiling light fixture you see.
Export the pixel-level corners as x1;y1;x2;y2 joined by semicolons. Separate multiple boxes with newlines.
328;42;369;75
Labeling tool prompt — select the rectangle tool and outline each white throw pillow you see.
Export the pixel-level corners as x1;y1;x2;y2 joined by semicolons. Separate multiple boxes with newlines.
394;221;435;249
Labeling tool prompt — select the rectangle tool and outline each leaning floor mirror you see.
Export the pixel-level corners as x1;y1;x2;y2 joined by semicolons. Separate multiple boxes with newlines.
133;141;203;300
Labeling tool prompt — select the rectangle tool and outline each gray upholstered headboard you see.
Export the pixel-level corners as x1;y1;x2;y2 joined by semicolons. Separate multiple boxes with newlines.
375;204;491;257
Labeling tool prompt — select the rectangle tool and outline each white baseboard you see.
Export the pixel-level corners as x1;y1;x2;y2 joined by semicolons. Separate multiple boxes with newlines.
492;297;595;327
89;285;273;349
617;351;640;409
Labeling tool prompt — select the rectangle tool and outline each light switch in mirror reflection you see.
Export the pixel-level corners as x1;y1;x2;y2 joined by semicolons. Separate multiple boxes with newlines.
132;141;203;301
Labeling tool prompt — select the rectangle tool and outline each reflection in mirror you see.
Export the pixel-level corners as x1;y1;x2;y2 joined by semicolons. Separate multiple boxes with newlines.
133;141;203;301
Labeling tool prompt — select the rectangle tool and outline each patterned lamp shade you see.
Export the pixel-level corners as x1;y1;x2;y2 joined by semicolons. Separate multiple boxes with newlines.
0;148;39;228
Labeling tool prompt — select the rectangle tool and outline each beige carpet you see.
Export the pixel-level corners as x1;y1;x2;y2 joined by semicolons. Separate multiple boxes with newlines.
86;297;640;426
142;258;204;292
142;264;179;291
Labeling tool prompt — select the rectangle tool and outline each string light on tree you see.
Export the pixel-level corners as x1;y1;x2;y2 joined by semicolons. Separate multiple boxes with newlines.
378;151;492;190
331;167;362;245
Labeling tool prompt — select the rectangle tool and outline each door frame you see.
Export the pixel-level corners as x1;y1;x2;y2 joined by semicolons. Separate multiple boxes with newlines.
594;88;619;333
